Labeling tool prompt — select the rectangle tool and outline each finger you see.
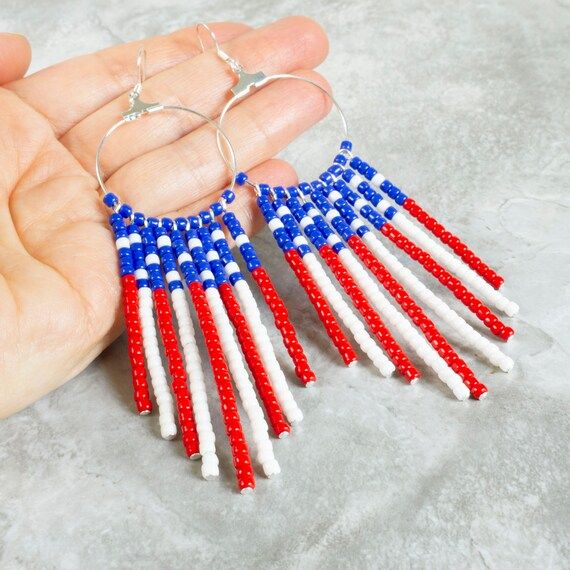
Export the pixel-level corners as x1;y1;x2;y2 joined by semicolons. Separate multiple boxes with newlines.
8;23;251;136
106;70;332;215
0;33;31;84
63;16;329;174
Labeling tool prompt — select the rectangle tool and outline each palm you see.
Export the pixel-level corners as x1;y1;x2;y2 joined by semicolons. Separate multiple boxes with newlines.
0;17;329;416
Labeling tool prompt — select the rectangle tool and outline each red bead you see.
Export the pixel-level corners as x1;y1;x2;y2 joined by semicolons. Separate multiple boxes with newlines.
346;236;488;399
336;241;420;381
218;283;291;437
284;249;357;368
251;266;316;382
188;281;255;492
381;225;513;340
151;288;200;457
402;199;505;289
120;275;152;414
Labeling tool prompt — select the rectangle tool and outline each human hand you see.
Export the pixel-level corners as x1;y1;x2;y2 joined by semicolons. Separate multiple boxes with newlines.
0;17;330;417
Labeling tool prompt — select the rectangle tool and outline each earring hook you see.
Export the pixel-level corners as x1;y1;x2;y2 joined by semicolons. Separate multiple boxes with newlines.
135;47;147;94
195;23;243;73
122;47;162;121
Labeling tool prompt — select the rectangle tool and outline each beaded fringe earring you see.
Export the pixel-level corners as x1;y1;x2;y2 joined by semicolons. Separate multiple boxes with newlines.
196;24;518;403
95;49;308;493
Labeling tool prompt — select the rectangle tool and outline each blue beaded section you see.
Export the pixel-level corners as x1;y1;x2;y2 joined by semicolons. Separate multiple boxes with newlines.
222;212;262;272
140;226;165;291
302;202;346;254
103;193;119;208
272;198;312;257
319;185;374;239
285;194;327;251
350;155;408;205
333;180;387;230
258;195;294;252
198;227;228;287
309;189;358;242
154;226;183;292
209;222;245;285
127;225;150;288
110;215;134;277
186;229;216;290
171;230;200;285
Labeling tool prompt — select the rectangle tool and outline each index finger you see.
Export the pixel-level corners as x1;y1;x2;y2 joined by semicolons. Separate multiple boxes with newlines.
7;22;250;137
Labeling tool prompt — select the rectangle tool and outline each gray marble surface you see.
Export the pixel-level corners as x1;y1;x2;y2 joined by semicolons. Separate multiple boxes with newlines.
1;0;569;568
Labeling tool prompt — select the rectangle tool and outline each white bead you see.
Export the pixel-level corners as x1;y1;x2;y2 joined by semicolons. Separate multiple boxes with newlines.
170;286;219;479
178;252;192;265
231;278;303;424
392;211;518;316
360;232;514;372
235;234;249;247
211;229;226;243
115;237;130;250
334;246;470;399
145;253;160;267
203;285;281;477
302;248;395;378
137;287;177;439
134;268;148;281
156;235;171;248
165;271;180;284
370;172;386;186
268;218;284;231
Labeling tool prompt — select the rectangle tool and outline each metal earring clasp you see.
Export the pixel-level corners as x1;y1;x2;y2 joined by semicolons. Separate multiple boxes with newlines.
122;48;163;121
196;23;267;97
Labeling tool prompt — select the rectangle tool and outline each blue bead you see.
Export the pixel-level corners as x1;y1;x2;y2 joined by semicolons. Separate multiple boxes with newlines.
299;182;312;195
109;213;122;225
320;172;334;185
161;217;174;231
384;206;397;220
380;180;393;193
331;241;345;254
200;210;212;225
147;217;159;228
342;169;355;183
340;140;353;151
350;156;362;169
211;202;224;216
334;153;347;165
103;193;119;207
133;212;146;226
229;271;244;285
236;171;248;185
395;191;408;206
119;203;133;218
328;164;343;177
365;167;377;180
222;189;236;204
273;186;287;199
258;183;271;196
387;186;400;200
189;216;201;229
175;217;188;231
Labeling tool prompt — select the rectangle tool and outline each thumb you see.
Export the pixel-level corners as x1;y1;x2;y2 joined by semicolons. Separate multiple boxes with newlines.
0;33;31;84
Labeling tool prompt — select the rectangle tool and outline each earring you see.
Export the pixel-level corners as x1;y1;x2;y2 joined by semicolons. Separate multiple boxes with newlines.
96;49;303;493
196;23;518;402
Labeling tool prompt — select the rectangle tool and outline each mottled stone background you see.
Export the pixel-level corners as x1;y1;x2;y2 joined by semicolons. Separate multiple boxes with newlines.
1;0;569;568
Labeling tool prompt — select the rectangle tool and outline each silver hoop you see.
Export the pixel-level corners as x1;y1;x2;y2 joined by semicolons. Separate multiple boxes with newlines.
95;47;238;213
194;25;350;180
